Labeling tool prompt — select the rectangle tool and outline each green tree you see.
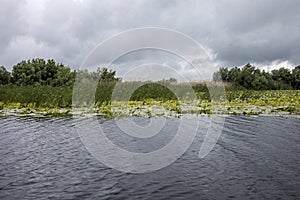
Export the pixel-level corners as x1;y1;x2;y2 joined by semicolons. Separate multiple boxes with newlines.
228;67;241;83
97;67;119;82
261;70;275;89
239;63;256;89
212;63;300;90
12;60;36;85
41;59;58;85
292;65;300;89
213;67;229;82
52;64;76;86
271;67;292;89
0;66;11;85
11;58;76;86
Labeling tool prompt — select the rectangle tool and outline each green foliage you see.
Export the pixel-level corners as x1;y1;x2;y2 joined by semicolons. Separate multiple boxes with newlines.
0;85;72;108
11;58;76;86
162;100;181;113
292;66;300;89
213;63;299;90
0;66;11;85
97;67;119;82
130;83;178;101
95;81;117;105
1;58;300;117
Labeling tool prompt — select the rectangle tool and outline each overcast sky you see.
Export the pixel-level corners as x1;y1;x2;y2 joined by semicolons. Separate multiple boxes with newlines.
1;0;300;78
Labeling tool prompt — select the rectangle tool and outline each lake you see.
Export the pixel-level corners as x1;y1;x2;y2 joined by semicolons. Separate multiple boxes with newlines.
0;116;299;199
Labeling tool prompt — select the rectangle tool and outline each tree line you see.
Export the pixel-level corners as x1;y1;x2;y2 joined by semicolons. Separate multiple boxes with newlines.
1;59;300;90
213;63;300;90
0;58;119;86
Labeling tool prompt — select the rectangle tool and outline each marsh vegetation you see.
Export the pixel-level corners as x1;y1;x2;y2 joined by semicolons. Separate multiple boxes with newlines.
0;59;299;117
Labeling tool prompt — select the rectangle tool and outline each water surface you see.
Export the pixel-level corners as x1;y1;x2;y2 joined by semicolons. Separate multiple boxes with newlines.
0;116;299;199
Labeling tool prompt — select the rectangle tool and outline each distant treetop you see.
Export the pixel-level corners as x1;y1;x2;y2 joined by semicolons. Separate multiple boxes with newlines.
213;63;300;90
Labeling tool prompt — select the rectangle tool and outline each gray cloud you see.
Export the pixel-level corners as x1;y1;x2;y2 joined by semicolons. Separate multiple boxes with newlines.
0;0;300;73
0;0;26;53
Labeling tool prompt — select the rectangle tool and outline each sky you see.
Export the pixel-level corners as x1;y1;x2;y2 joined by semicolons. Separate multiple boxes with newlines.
1;0;300;80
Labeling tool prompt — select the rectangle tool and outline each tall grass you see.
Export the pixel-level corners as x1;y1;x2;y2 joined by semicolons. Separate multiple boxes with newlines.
0;85;72;108
1;82;299;109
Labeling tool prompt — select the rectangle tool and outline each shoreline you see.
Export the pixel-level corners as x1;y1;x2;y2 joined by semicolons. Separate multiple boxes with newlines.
1;101;299;118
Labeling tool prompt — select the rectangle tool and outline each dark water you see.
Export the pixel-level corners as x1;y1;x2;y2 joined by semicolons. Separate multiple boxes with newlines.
0;116;299;199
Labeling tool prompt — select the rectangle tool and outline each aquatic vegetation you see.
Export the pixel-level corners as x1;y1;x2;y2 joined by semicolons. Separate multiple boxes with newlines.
162;100;181;113
99;104;113;118
0;85;73;108
0;84;299;117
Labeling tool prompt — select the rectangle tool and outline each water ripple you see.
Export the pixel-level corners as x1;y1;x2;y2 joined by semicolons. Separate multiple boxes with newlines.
0;116;299;199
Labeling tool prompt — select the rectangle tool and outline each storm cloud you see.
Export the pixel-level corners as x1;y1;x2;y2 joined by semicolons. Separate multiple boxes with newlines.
1;0;300;76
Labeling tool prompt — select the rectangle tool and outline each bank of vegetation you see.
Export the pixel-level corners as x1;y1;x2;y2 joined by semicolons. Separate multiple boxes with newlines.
213;63;300;90
0;59;299;117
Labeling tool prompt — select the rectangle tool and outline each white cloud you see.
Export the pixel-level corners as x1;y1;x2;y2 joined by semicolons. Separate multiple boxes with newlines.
254;60;295;72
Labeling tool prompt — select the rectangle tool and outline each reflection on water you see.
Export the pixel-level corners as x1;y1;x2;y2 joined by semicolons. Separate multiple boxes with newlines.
0;116;299;199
